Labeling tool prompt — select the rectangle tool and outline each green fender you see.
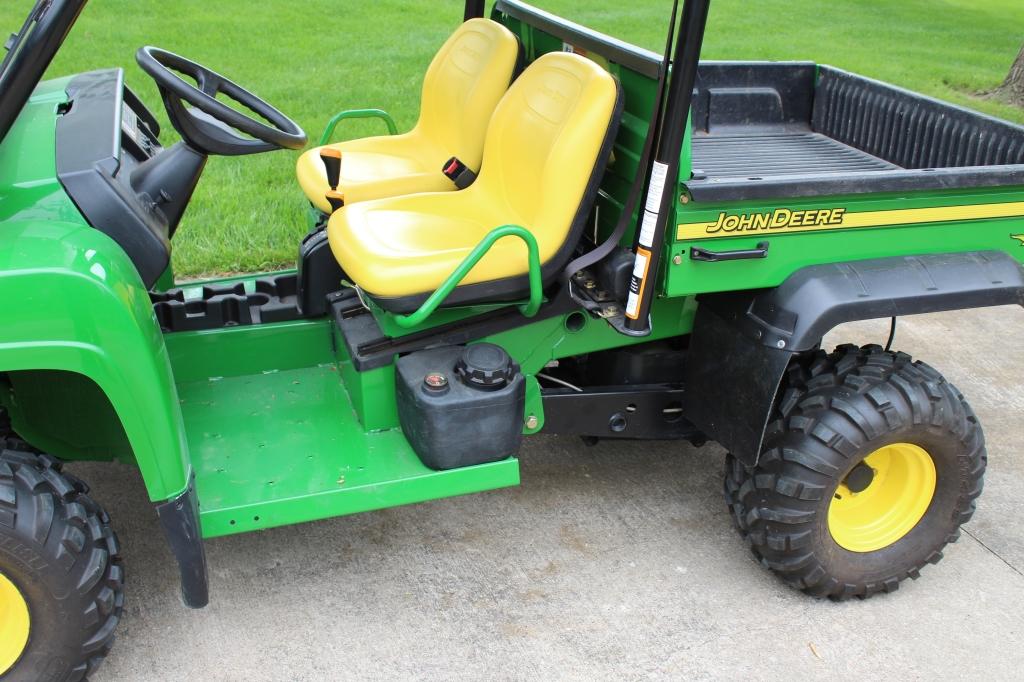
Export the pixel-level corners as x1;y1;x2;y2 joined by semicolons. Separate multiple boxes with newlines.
0;219;190;502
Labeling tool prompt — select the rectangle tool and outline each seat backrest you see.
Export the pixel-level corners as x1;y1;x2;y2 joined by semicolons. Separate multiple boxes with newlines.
414;18;520;168
471;52;621;265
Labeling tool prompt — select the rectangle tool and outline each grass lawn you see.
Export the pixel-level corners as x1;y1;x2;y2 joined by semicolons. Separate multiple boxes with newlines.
3;0;1023;277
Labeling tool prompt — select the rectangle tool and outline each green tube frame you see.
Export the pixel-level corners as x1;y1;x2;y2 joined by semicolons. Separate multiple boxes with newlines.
393;225;544;328
318;108;399;146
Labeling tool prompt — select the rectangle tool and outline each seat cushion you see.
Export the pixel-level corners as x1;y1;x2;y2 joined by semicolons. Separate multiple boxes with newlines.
296;133;453;211
297;18;519;213
328;189;557;301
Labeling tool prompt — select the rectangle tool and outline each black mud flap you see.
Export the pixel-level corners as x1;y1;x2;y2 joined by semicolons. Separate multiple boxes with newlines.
155;473;209;608
684;251;1024;465
683;304;794;466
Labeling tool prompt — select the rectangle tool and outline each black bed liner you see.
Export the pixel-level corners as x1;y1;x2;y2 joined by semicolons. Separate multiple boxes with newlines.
688;63;1024;201
692;131;898;179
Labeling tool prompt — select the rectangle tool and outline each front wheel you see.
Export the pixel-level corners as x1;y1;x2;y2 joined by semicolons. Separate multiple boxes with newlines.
724;344;986;599
0;441;124;680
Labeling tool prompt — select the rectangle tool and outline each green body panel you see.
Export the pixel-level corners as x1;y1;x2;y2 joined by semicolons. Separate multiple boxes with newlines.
0;77;79;224
336;348;400;432
0;77;75;220
0;222;190;501
666;189;1024;297
0;79;191;502
165;318;332;383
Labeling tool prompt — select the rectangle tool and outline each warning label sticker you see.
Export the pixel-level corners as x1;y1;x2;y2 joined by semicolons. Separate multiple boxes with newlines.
645;162;669;213
638;162;670;247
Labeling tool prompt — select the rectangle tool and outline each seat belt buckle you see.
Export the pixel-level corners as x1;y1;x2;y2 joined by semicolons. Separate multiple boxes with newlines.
442;156;477;189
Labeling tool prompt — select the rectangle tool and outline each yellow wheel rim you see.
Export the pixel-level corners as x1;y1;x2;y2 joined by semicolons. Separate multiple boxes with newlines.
828;442;937;553
0;571;31;674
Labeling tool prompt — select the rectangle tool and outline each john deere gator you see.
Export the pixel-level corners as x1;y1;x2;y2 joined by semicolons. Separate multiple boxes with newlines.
1;0;1022;678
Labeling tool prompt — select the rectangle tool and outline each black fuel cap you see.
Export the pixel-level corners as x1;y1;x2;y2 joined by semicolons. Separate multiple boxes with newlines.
455;343;516;391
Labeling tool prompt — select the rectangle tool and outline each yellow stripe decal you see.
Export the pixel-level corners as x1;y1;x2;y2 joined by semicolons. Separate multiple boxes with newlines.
676;201;1024;241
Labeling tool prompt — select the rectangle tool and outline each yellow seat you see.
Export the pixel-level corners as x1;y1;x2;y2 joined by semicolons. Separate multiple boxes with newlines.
296;18;519;213
327;52;622;311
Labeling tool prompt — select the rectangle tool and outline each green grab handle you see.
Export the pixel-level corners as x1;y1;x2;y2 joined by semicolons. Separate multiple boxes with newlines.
318;108;398;146
393;225;544;329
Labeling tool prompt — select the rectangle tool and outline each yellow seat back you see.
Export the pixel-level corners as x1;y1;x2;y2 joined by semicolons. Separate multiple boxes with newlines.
466;51;621;266
412;18;521;170
296;19;518;212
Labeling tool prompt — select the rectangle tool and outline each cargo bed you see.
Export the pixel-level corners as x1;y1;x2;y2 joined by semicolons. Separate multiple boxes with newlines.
688;62;1024;201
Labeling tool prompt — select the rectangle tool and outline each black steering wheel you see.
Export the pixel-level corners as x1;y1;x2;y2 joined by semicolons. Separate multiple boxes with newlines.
136;46;306;156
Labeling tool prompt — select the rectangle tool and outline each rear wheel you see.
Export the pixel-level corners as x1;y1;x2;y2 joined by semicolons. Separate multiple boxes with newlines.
0;437;124;681
724;344;986;599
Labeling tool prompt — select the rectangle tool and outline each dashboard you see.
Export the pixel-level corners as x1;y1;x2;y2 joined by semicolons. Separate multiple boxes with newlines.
55;68;172;287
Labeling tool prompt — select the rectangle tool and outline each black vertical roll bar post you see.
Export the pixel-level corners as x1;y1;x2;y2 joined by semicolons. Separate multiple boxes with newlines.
464;0;486;20
624;0;711;334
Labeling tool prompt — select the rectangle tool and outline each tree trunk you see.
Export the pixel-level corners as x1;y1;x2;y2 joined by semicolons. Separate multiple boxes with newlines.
995;43;1024;106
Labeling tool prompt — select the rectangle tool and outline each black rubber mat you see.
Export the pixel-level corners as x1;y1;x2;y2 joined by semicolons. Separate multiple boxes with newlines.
691;131;901;179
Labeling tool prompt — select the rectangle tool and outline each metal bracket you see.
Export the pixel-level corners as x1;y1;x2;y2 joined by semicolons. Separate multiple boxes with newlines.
568;274;651;337
541;384;703;441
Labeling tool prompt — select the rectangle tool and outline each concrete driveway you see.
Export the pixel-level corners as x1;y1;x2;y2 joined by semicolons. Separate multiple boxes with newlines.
77;307;1024;680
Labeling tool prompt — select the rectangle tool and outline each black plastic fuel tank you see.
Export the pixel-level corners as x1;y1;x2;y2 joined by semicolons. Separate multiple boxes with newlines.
395;344;525;471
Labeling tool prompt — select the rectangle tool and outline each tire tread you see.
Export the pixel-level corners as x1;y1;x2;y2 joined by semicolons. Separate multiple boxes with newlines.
723;345;986;600
0;431;123;681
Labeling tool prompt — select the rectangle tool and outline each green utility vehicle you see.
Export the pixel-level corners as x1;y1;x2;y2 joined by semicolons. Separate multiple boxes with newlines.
2;0;1023;677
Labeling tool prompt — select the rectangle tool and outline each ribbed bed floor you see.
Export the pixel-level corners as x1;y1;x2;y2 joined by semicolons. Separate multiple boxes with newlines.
691;131;901;178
